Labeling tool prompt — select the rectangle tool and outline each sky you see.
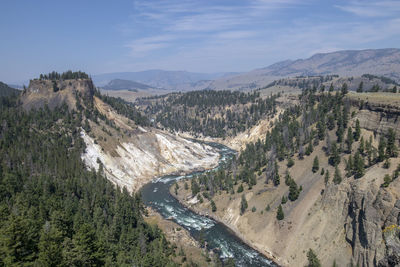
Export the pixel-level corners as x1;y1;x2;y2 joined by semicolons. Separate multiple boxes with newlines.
1;0;400;84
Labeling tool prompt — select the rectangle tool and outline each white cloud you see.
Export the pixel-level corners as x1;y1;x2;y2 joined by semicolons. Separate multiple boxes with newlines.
125;34;177;57
336;1;400;17
116;0;400;72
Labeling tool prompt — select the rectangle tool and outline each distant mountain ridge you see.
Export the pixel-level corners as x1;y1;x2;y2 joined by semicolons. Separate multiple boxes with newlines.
92;70;234;90
0;81;19;97
102;79;153;91
208;48;400;91
94;48;400;92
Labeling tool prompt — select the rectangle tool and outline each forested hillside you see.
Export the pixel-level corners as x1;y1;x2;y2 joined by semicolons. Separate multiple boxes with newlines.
0;75;178;266
174;85;400;266
0;81;19;97
137;90;278;138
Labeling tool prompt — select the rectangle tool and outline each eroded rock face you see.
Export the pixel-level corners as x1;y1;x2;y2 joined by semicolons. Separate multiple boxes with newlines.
81;129;219;192
349;99;400;137
321;175;400;267
20;79;95;110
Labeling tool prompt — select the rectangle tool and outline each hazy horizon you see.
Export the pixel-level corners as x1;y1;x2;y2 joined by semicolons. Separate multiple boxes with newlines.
1;0;400;84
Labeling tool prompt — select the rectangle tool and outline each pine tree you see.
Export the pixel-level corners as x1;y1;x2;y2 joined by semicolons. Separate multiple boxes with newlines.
240;194;248;215
357;81;363;93
341;83;348;95
382;174;391;187
358;136;365;155
366;136;373;165
316;119;325;140
307;249;321;267
329;83;334;92
324;170;330;185
345;155;353;177
237;183;244;193
305;139;313;156
346;127;353;153
333;166;342;184
273;160;280;186
354;119;361;141
312;156;319;173
378;135;386;162
353;151;365;178
329;142;340;166
276;205;284;220
211;200;217;212
386;128;398;157
287;157;294;168
288;179;301;201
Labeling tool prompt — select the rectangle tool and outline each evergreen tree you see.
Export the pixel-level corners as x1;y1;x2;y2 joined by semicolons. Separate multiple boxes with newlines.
324;170;330;185
378;135;386;162
305;139;313;156
354;119;361;141
240;195;248;215
345;155;353;177
288;180;301;201
329;83;334;92
357;81;363;93
333;166;342;184
210;200;217;212
312;156;319;173
306;249;321;267
358;136;365;155
287;157;294;168
237;183;244;193
382;174;392;187
276;205;284;220
273;160;280;186
341;83;348;95
353;151;365;178
386;128;398;157
329;143;340;166
346;127;353;153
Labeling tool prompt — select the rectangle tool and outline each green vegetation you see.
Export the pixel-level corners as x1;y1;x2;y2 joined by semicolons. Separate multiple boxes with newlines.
240;195;248;215
333;166;342;184
312;156;319;173
38;70;89;80
97;94;149;127
210;200;217;212
306;249;321;267
0;93;176;266
138;90;278;138
0;81;19;97
276;205;284;220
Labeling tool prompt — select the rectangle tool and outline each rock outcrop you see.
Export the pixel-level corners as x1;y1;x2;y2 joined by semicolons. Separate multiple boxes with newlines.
20;78;95;110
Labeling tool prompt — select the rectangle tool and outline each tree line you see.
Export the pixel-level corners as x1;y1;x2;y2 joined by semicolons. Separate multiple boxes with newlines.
0;92;177;266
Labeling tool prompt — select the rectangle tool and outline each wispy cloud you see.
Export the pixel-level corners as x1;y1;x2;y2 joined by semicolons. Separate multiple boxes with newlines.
336;1;400;17
124;0;303;57
114;0;400;72
125;34;177;56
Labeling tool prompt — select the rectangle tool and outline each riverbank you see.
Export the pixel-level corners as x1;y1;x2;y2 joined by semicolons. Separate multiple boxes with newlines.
144;206;217;266
169;184;283;267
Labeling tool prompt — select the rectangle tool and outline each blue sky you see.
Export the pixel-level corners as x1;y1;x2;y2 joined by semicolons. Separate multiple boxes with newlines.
1;0;400;84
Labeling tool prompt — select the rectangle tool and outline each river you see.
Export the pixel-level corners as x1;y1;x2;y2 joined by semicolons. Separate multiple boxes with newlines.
140;142;275;267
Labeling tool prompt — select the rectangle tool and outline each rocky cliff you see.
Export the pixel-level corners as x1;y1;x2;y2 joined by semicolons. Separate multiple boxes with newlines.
20;78;95;110
20;77;220;192
175;94;400;266
81;96;220;192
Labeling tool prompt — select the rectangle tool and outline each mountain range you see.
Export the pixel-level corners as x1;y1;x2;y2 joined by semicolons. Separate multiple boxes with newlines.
102;79;154;91
92;70;237;90
93;48;400;92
